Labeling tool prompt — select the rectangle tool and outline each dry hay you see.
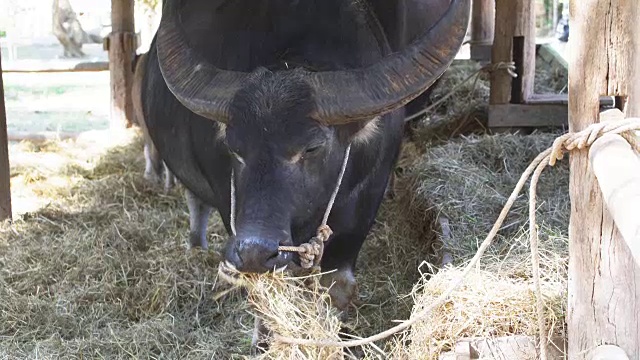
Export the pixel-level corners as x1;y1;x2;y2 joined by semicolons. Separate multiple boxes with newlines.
218;269;349;360
1;56;571;357
388;132;569;359
2;131;252;358
411;52;568;145
1;128;437;358
409;61;491;144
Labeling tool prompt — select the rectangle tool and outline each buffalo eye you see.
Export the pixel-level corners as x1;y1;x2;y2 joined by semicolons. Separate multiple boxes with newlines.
305;145;322;155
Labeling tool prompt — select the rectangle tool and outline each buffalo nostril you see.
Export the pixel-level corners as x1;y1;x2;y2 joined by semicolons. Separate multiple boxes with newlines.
230;236;291;273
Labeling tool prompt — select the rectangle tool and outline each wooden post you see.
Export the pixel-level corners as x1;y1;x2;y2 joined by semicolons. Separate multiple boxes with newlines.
568;0;640;359
108;0;136;129
0;49;12;221
511;0;535;103
489;0;535;105
589;130;640;267
489;0;516;106
469;0;495;61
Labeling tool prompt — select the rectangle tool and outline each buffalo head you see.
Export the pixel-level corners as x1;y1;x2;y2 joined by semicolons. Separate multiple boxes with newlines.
154;0;471;273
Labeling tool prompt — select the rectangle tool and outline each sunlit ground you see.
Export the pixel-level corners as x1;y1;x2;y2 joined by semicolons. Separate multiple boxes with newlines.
5;70;135;218
3;70;110;134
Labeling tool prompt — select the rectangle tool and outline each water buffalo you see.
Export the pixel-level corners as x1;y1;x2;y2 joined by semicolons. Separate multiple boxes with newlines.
141;0;470;317
131;52;177;192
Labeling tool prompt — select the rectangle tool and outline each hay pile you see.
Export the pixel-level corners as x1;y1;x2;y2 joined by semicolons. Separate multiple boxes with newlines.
411;52;568;145
1;53;571;358
1;128;435;358
389;132;569;359
219;269;349;360
1;131;253;358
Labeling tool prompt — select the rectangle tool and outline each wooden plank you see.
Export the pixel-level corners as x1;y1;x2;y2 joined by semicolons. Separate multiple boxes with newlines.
0;48;12;221
525;94;614;107
489;0;516;105
537;43;568;71
512;0;535;103
488;103;567;127
438;336;566;360
490;0;535;105
567;0;640;359
2;61;109;73
108;0;136;129
488;97;617;130
469;0;495;61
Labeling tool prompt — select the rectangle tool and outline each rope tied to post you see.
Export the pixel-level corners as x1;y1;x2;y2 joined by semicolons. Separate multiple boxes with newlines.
267;118;640;357
404;61;517;123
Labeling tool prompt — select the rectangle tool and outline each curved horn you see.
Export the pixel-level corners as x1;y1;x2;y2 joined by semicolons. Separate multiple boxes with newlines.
308;0;471;124
156;0;248;122
157;0;469;125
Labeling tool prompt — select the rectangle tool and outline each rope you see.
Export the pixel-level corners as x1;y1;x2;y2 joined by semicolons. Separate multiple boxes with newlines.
404;61;517;123
277;144;352;270
228;144;352;271
271;117;640;351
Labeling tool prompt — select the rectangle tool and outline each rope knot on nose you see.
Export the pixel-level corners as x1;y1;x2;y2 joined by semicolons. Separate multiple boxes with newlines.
296;225;334;270
229;144;351;272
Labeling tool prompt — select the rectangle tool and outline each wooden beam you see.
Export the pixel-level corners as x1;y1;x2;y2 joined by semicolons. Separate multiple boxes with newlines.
489;0;516;105
3;61;109;73
568;0;640;358
589;130;640;267
490;0;535;105
108;0;136;129
488;103;567;128
469;0;495;61
537;43;568;72
438;335;567;360
526;94;614;106
512;0;535;103
488;95;617;128
0;48;12;221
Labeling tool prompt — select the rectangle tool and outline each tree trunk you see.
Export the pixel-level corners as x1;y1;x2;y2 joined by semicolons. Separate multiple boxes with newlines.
51;0;95;58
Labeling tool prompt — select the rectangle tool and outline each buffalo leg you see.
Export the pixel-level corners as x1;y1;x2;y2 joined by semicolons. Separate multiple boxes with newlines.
250;316;271;355
185;189;213;249
163;162;177;193
143;140;164;184
320;238;361;315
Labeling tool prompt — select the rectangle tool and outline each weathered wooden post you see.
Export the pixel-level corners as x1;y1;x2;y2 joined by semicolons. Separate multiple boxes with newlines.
469;0;495;61
488;0;542;129
568;0;640;359
489;0;535;105
0;48;12;221
107;0;136;129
